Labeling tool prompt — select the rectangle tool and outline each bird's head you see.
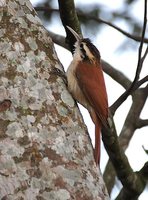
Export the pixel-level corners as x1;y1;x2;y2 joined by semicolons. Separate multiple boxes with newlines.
67;26;100;64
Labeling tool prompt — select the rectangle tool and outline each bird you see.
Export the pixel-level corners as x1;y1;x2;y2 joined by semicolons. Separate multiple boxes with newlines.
66;26;109;165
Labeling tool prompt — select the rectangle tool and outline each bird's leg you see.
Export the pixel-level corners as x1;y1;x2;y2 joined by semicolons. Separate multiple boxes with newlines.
51;68;68;86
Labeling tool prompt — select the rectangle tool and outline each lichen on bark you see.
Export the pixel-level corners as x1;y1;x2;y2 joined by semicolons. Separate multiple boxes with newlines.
0;0;109;199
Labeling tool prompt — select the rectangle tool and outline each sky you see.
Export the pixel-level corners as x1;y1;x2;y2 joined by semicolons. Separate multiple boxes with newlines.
31;0;148;199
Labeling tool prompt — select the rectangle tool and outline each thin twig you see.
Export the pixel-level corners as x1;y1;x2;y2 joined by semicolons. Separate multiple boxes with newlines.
134;76;148;90
110;0;147;115
48;31;69;49
141;45;148;64
103;85;148;195
35;7;58;12
34;6;148;44
81;13;148;44
48;31;148;92
47;31;135;93
136;119;148;128
102;60;131;90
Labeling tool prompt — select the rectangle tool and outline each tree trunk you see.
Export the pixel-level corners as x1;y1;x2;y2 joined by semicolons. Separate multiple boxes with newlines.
0;0;109;199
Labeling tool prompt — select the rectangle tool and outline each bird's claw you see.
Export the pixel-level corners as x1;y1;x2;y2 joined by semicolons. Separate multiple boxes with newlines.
51;68;68;86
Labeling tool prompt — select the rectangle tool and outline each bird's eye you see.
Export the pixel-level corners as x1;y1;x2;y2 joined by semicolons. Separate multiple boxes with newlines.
80;43;83;49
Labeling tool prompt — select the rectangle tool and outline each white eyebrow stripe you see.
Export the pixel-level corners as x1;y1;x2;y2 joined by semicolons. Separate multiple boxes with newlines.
83;43;95;60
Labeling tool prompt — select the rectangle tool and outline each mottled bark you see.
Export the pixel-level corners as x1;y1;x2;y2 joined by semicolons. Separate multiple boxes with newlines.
0;0;109;199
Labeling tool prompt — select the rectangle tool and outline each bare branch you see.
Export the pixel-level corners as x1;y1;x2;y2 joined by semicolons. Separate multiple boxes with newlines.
102;60;131;90
48;30;133;93
103;161;116;195
140;162;148;180
58;0;81;53
142;146;148;155
48;28;148;119
141;45;148;62
103;87;148;197
36;6;148;97
110;0;148;115
48;31;69;49
34;7;59;13
34;7;148;44
80;13;148;44
136;119;148;129
37;2;148;198
116;162;148;199
102;114;145;199
49;30;148;92
103;85;148;195
135;76;148;89
119;87;148;151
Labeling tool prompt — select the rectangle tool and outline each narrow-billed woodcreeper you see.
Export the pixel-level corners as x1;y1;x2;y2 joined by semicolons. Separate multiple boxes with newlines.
66;26;109;165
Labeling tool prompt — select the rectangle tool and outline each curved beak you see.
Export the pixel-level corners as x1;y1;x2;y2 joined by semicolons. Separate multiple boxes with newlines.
66;26;82;42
